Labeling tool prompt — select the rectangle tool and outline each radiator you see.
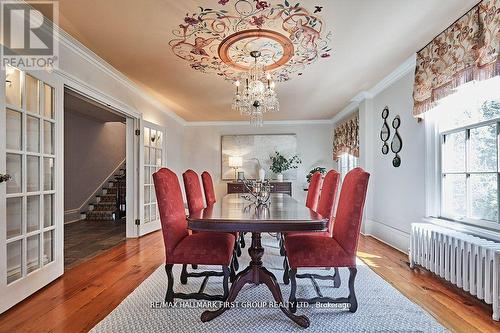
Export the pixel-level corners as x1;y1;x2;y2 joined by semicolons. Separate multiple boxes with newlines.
409;223;500;321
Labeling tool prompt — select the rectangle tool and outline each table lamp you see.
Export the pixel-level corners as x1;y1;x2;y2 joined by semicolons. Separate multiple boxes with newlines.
228;156;243;180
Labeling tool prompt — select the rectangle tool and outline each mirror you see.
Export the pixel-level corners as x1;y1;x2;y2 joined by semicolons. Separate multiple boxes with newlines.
390;115;402;167
380;107;390;154
382;143;389;155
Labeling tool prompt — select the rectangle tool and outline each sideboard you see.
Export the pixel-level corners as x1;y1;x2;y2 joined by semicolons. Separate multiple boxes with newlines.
227;181;292;197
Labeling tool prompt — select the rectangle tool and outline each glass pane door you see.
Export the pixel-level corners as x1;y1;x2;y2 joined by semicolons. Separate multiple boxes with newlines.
0;66;62;313
138;121;165;236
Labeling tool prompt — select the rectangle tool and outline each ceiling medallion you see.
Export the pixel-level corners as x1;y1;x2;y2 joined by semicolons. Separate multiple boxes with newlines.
169;0;332;82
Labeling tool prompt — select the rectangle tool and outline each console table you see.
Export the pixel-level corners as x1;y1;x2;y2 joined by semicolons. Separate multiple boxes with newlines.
227;181;292;196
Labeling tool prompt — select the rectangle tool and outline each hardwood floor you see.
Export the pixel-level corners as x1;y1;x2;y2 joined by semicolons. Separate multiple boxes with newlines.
64;219;126;269
0;232;498;332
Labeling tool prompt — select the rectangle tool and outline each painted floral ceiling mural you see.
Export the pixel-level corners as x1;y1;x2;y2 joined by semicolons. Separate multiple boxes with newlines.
169;0;332;82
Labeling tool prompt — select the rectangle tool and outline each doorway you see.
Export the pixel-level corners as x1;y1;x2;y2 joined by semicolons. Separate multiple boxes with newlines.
63;89;129;269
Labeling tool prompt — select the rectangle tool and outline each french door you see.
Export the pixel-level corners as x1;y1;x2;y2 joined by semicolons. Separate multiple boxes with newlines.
0;66;63;313
137;120;165;236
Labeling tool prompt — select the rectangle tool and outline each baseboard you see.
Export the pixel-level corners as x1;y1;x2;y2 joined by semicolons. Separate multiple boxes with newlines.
363;218;410;254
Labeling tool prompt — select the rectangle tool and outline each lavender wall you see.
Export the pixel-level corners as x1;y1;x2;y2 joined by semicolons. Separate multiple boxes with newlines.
64;111;126;220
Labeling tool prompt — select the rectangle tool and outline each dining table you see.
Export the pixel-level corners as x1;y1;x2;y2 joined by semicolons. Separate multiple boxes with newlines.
188;193;328;328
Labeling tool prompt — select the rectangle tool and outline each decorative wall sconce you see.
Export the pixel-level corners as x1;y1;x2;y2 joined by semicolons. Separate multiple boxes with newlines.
390;115;402;167
380;107;390;154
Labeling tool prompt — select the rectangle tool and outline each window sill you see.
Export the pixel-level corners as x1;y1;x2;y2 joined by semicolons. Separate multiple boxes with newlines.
423;217;500;242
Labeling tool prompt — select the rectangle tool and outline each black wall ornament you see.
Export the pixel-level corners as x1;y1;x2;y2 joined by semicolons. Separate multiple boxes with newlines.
380;107;390;155
390;115;402;167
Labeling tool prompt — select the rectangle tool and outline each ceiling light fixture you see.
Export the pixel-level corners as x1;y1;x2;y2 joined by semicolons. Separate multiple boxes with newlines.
231;51;279;127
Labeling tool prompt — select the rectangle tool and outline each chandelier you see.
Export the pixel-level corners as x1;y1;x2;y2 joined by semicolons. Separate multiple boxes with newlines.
231;51;279;126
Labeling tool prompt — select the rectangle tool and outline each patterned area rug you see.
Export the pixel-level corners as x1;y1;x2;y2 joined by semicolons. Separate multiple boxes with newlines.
91;235;448;332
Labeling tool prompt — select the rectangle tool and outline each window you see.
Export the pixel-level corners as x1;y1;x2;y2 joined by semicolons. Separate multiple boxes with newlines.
339;153;358;182
435;77;500;229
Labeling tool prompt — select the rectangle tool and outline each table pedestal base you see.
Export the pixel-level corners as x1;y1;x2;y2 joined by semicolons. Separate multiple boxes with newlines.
201;232;310;328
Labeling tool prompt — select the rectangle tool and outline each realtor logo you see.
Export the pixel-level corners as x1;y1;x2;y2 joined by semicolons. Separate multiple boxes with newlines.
1;1;59;70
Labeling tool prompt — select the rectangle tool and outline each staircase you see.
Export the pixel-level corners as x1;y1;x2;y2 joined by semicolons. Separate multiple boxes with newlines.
84;165;126;221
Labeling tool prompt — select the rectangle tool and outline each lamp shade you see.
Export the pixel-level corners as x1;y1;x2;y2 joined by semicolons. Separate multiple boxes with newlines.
228;156;243;168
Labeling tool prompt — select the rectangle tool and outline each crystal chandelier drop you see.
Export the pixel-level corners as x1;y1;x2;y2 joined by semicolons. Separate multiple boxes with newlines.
231;51;279;127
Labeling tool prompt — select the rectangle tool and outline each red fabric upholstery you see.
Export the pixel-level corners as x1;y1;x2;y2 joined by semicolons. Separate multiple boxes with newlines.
305;172;322;210
172;232;234;266
332;167;370;257
316;169;340;235
201;171;216;206
284;170;339;239
182;169;204;215
285;167;370;269
285;235;355;268
153;168;234;266
153;168;189;262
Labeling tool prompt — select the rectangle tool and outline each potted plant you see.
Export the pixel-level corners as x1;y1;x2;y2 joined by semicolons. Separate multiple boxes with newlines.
306;167;327;183
269;151;301;181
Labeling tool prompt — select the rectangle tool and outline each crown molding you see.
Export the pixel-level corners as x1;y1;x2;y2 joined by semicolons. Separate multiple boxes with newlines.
368;54;416;97
185;119;333;127
331;54;416;125
55;27;187;126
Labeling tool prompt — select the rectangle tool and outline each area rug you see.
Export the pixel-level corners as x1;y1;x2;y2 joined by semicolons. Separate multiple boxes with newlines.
90;235;448;332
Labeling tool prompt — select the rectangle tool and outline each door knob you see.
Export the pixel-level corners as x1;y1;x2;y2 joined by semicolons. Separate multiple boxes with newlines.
0;174;12;183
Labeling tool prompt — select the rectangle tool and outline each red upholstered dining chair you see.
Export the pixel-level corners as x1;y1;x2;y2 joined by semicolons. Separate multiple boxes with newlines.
305;171;323;210
201;171;242;259
183;169;204;215
183;169;240;270
279;170;339;256
153;168;235;303
201;171;216;206
284;167;370;313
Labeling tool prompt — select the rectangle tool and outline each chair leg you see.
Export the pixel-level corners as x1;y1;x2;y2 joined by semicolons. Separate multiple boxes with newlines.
239;232;246;248
279;234;286;256
288;268;298;313
333;267;341;288
165;264;174;304
235;239;242;257
222;266;230;299
283;256;290;285
230;259;236;283
232;249;239;271
348;267;358;313
180;264;188;284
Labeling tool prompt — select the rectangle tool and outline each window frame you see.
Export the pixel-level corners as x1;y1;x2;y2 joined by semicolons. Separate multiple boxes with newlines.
437;117;500;231
339;153;359;182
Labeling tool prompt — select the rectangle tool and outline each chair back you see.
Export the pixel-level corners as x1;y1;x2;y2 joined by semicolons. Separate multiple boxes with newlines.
316;169;340;234
153;168;189;261
201;171;216;206
332;167;370;256
182;169;204;215
305;171;323;210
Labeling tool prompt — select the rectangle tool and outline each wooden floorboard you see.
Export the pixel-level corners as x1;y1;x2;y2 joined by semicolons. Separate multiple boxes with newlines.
64;219;126;269
0;233;498;332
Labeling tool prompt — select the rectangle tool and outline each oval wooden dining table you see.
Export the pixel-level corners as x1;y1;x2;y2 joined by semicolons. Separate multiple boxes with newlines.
188;193;328;328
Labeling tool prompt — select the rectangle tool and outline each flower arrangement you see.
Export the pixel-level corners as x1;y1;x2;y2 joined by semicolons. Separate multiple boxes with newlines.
269;151;301;175
306;167;327;183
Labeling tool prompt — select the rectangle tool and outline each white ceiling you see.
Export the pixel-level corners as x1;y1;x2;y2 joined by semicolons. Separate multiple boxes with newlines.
36;0;478;121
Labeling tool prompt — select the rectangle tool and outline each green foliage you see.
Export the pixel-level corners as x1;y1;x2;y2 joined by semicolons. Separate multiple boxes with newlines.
306;167;327;183
269;151;301;174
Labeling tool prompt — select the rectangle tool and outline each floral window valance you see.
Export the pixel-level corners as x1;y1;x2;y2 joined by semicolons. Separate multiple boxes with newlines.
413;0;500;118
333;116;359;161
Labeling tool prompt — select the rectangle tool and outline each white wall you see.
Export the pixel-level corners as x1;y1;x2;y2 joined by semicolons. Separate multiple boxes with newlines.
357;69;426;253
183;123;334;204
